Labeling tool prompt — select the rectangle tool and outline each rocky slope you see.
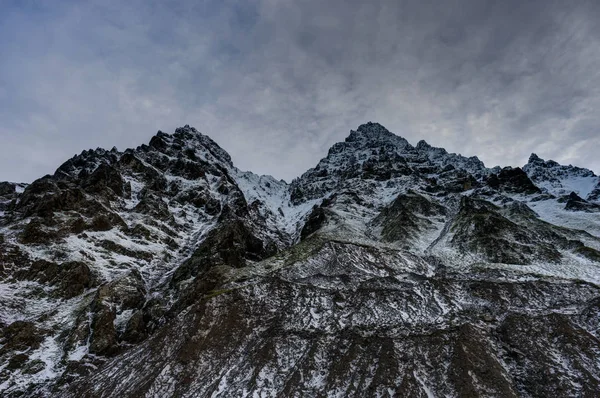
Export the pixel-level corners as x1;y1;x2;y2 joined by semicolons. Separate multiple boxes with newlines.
1;122;600;397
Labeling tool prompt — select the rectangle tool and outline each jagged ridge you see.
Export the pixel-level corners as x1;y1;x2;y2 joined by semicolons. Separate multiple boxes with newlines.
0;122;599;397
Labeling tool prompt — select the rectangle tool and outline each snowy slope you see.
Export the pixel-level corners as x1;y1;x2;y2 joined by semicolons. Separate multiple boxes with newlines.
524;153;600;201
1;122;600;397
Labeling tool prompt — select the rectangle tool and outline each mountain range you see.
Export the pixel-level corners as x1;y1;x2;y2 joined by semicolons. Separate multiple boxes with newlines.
1;122;600;397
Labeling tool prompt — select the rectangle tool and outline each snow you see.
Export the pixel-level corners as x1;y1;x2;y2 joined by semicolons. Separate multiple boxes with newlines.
68;343;90;362
528;198;600;238
413;371;436;398
536;175;599;199
524;154;599;201
484;255;600;286
233;168;321;240
3;124;600;395
121;175;144;209
0;336;63;394
0;280;57;324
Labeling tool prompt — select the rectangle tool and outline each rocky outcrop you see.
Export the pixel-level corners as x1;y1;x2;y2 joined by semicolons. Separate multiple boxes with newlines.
563;191;600;212
14;260;96;299
486;167;541;194
447;197;563;264
524;153;599;202
372;191;447;245
300;205;327;240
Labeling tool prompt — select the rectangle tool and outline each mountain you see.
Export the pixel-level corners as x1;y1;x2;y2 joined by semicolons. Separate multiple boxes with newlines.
1;122;600;397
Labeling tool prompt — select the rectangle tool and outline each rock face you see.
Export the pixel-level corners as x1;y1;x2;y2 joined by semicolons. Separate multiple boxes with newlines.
1;122;600;397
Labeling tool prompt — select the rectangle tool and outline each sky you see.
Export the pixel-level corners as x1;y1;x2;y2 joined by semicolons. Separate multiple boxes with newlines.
1;0;600;183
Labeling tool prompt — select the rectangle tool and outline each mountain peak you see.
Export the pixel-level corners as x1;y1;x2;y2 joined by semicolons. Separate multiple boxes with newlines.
147;125;233;166
356;121;390;134
344;122;411;151
347;122;395;141
528;153;542;163
523;152;598;200
416;139;431;150
175;124;200;135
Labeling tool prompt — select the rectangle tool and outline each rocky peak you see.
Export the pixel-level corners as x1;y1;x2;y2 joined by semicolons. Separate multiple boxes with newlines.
524;154;595;178
345;122;411;150
486;166;540;195
523;153;599;202
0;182;17;196
292;123;494;204
145;125;233;168
528;153;542;164
415;139;432;150
0;182;26;215
55;147;121;179
352;121;393;138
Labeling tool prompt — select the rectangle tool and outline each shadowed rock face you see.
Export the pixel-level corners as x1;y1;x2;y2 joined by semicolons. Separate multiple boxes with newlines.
64;241;600;398
564;192;600;212
487;167;541;194
448;197;563;264
300;205;328;240
372;191;447;244
14;260;96;299
1;123;600;397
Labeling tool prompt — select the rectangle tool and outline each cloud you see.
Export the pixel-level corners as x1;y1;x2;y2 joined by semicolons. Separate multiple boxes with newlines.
1;0;599;183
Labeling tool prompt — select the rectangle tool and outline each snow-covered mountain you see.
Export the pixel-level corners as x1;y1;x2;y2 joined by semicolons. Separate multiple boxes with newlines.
1;123;600;397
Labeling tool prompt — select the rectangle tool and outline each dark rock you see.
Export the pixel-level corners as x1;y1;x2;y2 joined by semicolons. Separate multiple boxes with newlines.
148;135;168;151
89;304;117;355
134;194;173;221
16;178;108;220
300;206;327;240
142;297;166;334
373;192;446;244
172;220;274;286
449;197;561;264
99;240;153;261
15;260;96;299
22;359;46;375
290;186;305;205
448;325;519;397
7;354;29;370
487;167;540;194
0;182;16;196
82;164;125;197
575;246;600;262
96;270;146;310
564;192;600;212
90;212;127;231
498;313;600;396
121;311;147;344
69;217;87;234
19;220;59;244
0;321;44;354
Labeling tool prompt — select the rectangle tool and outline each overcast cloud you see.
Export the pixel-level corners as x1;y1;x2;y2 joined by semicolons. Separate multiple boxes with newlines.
1;0;600;182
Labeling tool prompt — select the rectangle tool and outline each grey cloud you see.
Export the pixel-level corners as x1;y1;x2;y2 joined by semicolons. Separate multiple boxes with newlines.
1;0;599;183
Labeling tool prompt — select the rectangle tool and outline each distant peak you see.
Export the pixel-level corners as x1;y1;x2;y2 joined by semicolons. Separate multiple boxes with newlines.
416;140;431;150
150;126;202;146
528;153;542;163
345;122;409;149
175;124;200;134
356;122;390;134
